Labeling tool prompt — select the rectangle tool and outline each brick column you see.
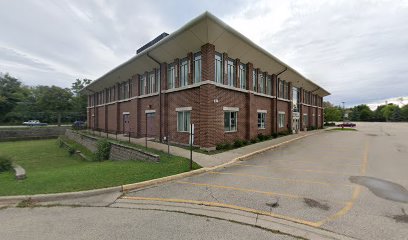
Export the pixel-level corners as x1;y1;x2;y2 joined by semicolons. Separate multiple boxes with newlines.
272;74;278;134
299;88;303;130
199;84;216;149
174;59;179;88
288;82;293;132
187;52;193;85
246;63;256;140
161;63;168;140
223;53;228;85
201;43;215;81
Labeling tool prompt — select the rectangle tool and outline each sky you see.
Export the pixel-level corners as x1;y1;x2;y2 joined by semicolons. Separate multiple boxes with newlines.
0;0;407;108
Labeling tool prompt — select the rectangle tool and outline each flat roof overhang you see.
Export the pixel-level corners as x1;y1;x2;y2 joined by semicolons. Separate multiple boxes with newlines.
83;12;330;97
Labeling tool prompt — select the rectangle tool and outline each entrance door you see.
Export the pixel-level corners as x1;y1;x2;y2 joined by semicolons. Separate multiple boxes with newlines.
292;113;300;133
123;114;130;134
146;112;155;137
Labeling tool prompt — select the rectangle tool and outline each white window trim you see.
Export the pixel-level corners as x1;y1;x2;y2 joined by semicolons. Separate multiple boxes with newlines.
122;112;130;115
257;110;267;113
223;107;239;112
176;107;192;112
224;111;238;133
258;112;266;129
177;110;191;132
145;110;156;114
278;112;286;128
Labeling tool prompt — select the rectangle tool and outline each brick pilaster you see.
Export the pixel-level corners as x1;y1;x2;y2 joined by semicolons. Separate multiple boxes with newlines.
201;43;215;81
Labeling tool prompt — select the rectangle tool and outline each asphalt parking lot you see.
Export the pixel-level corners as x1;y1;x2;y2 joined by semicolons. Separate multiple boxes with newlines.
120;122;408;240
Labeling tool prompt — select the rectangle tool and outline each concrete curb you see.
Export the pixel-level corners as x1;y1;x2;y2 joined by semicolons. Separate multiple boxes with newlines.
0;186;122;205
0;130;321;204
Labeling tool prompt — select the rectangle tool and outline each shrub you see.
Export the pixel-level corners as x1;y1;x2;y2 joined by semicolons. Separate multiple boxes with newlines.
68;146;76;156
324;122;336;126
233;139;244;148
250;138;258;144
216;143;224;150
94;139;111;161
242;140;249;145
272;133;278;138
0;155;13;173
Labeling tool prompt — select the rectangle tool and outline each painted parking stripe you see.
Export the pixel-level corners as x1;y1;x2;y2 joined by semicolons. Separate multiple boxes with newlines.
208;171;354;188
315;141;369;227
235;163;357;176
176;181;348;204
121;196;321;227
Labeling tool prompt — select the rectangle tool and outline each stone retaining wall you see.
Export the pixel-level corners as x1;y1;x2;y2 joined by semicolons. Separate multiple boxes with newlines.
0;127;69;141
65;130;159;162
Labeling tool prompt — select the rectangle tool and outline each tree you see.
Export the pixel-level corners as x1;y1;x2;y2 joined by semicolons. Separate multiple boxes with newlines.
324;104;342;122
71;79;91;120
35;86;73;125
401;105;408;121
0;73;28;122
350;104;372;121
381;104;398;122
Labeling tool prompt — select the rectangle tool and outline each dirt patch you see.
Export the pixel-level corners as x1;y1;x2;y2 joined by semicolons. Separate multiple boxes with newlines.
303;198;330;211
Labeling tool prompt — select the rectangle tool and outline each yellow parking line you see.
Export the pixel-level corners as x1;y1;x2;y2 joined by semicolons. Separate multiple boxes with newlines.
208;171;354;188
235;163;355;176
315;141;369;227
121;196;320;227
176;181;303;199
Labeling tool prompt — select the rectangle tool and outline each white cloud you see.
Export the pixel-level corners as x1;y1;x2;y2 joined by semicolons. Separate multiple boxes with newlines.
0;0;407;107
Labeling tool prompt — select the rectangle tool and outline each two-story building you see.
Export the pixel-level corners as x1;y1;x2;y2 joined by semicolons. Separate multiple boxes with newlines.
82;12;330;150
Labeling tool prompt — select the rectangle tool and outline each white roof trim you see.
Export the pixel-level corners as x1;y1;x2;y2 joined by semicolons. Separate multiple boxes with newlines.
145;110;156;113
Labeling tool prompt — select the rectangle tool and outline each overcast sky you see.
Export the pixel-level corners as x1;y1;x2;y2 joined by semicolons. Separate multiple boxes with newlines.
1;0;407;107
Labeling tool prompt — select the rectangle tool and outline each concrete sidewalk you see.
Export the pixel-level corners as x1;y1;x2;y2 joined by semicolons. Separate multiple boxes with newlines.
91;130;322;167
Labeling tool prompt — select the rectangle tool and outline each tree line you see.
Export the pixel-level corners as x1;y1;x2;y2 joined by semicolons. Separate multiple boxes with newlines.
324;101;408;122
0;73;90;125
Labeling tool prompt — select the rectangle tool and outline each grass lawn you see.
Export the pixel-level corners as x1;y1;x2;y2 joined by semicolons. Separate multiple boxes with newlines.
0;139;200;196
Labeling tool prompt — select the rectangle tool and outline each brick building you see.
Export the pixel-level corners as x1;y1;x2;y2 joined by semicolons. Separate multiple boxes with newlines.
83;12;330;150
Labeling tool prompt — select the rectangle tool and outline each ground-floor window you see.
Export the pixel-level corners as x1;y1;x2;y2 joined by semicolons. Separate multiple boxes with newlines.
278;112;285;128
258;112;266;129
303;114;308;126
224;111;237;132
177;111;191;132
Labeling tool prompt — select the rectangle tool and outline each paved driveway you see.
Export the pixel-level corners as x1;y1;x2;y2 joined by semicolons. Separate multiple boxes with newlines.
120;122;408;239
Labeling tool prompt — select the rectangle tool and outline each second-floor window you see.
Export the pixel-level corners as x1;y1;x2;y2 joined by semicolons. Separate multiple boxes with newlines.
239;63;246;89
139;75;145;95
258;73;264;93
266;75;272;95
215;53;223;83
194;53;201;83
147;72;155;94
180;58;188;87
227;59;235;87
167;64;175;89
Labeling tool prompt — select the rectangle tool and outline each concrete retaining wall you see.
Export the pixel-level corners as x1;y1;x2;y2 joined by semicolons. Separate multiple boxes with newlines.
65;130;159;162
0;127;69;141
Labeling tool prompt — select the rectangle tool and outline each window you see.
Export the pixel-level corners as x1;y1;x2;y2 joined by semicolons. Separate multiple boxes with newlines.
177;111;191;132
258;112;266;129
252;69;257;91
303;114;308;126
180;58;188;87
292;87;300;112
224;111;237;132
215;53;223;83
227;59;235;87
147;71;155;94
266;75;272;95
139;75;145;95
278;112;285;128
167;64;175;89
106;89;110;103
239;63;246;89
258;73;264;93
278;79;284;98
194;53;201;83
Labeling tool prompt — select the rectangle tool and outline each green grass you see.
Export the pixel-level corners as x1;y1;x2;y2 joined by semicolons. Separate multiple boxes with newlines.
0;139;201;196
326;127;357;131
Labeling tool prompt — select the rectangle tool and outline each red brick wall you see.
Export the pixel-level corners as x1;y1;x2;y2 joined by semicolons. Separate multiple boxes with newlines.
277;100;290;132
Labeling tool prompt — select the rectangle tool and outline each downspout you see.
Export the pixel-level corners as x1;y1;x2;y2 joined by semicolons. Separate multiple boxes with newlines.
273;67;288;133
147;53;163;142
